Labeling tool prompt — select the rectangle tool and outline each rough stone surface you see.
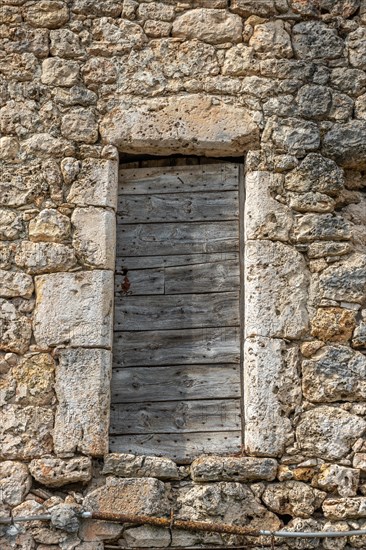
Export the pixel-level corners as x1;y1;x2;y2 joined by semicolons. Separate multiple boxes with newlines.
191;456;278;482
33;270;113;348
310;308;356;343
12;353;55;406
262;481;326;518
296;406;366;460
30;456;92;487
41;57;79;87
172;9;242;44
54;348;111;456
67;159;118;209
323;497;366;520
250;21;293;59
292;21;344;61
0;461;31;506
323;121;366;168
265;116;321;156
319;254;366;302
29;209;71;243
0;270;34;299
0;209;23;240
50;505;79;533
314;464;359;498
24;1;69;29
61;108;98;144
102;453;179;480
71;207;115;269
0;299;32;354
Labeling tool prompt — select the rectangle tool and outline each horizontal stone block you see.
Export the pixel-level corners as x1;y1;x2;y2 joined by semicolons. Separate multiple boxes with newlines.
15;241;77;275
323;497;366;520
323;120;366;168
33;270;113;348
54;348;111;456
100;95;260;156
191;455;278;482
0;270;34;298
262;481;326;519
29;456;92;487
172;9;242;44
67;159;118;209
102;453;179;480
72;207;116;269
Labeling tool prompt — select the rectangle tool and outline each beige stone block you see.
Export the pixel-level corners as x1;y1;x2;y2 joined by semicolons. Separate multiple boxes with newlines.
100;95;260;156
102;453;179;480
12;353;55;406
24;1;69;29
191;456;278;482
0;270;33;298
41;57;79;87
54;348;111;456
0;299;32;354
71;207;116;269
262;481;326;518
29;456;92;487
250;20;293;59
33;270;113;348
15;241;77;275
67;159;118;209
61;108;98;144
172;8;242;44
29;209;71;243
0;461;31;506
245;240;309;339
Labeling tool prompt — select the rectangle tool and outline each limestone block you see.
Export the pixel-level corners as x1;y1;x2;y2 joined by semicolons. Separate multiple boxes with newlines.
72;0;123;16
231;0;287;17
191;456;278;482
41;58;80;87
50;29;84;59
0;299;31;354
262;481;326;518
33;271;113;348
310;308;356;343
347;27;366;70
250;21;293;59
323;121;366;169
293;21;344;60
353;321;366;348
314;464;359;498
0;461;31;506
100;95;260;156
67;159;118;209
144;20;171;38
29;456;92;487
0;162;45;207
177;482;282;531
24;1;69;28
319;253;366;302
308;242;351;259
297;85;332;118
296;406;366;460
0;270;33;298
90;17;146;56
222;44;257;76
0;100;40;139
302;345;366;403
265;116;320;156
285;154;345;196
138;2;175;21
355;93;366;120
82;57;117;89
0;137;19;161
61;108;98;144
172;9;242;44
293;214;351;243
50;504;79;533
79;518;124;543
287;191;335;213
0;209;23;240
84;477;169;516
244;337;301;457
353;453;366;471
323;497;366;520
331;67;366;97
123;526;170;548
245;241;309;339
54;348;111;456
61;157;81;185
245;171;293;242
14;241;77;275
330;91;354;123
29;209;71;243
102;453;179;480
12;353;55;406
0;405;53;460
54;85;98;108
23;133;75;157
0;244;12;270
71;207;115;269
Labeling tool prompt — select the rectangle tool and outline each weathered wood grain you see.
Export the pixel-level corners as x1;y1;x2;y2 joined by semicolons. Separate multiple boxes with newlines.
119;164;239;194
111;365;240;403
113;327;241;367
116;221;239;257
115;269;164;296
118;192;238;224
165;260;240;294
114;292;239;331
110;399;241;434
115;252;239;270
109;431;242;463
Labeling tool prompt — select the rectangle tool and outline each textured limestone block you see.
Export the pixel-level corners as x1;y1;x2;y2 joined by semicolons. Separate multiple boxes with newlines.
319;254;366;302
245;241;309;339
100;95;260;156
231;0;287;16
297;85;332;119
302;345;366;403
90;17;146;56
84;477;169;516
177;482;281;531
191;456;278;482
244;337;301;457
0;162;45;207
12;353;55;406
355;93;366;120
347;27;366;70
0;405;53;459
67;159;118;209
314;464;359;498
250;21;293;59
50;29;84;59
61;108;98;144
29;209;71;243
245;171;293;242
79;518;124;543
123;526;170;548
0;209;23;240
323;120;366;168
71;207;115;269
0;270;33;299
0;137;19;161
29;456;92;487
23;132;75;157
293;21;344;60
102;453;179;480
308;242;351;259
50;504;79;533
0;299;31;354
41;57;80;87
33;271;113;348
296;406;366;460
172;9;242;44
24;1;69;28
61;157;81;185
331;67;366;97
82;57;117;89
353;320;366;348
15;241;77;275
72;0;123;16
353;453;366;471
293;213;351;243
262;481;326;518
310;308;356;343
287;191;335;213
323;497;366;520
0;461;31;506
265;116;320;156
222;44;257;76
54;348;111;456
143;20;172;38
138;2;175;21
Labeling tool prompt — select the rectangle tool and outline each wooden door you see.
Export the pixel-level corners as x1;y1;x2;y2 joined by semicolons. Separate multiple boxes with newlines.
110;159;243;462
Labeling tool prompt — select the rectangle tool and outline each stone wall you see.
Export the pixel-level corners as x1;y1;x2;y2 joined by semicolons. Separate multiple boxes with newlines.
1;0;366;548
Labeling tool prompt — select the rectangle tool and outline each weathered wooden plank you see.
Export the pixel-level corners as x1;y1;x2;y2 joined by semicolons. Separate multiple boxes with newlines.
115;252;239;270
109;431;242;463
117;221;239;257
115;292;239;331
111;365;241;403
110;399;241;434
117;192;239;224
113;327;241;367
119;163;239;194
115;269;164;296
165;260;240;294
